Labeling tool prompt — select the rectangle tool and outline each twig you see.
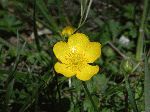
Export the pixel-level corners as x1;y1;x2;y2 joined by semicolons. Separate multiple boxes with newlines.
108;41;127;59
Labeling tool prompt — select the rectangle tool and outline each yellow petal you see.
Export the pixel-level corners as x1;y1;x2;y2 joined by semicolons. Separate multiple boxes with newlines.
85;42;101;63
76;64;99;81
54;62;75;77
68;33;89;53
53;41;69;63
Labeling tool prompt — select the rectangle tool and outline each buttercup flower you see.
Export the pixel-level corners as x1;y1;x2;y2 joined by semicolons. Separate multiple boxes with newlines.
61;26;76;37
53;33;101;81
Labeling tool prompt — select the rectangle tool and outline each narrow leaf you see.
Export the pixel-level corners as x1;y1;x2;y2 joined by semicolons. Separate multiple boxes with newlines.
144;55;150;111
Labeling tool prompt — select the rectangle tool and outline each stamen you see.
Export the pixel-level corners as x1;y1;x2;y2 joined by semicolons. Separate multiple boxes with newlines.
62;52;87;72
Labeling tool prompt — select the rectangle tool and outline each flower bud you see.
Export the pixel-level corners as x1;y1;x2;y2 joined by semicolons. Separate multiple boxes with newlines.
121;59;133;74
61;26;76;37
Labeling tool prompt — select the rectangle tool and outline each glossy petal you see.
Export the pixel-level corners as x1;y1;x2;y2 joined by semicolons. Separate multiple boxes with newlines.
53;33;101;81
76;64;99;81
85;42;101;63
54;62;75;77
68;33;89;53
53;41;69;63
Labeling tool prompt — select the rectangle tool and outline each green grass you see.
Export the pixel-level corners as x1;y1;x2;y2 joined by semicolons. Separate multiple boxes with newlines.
0;0;149;112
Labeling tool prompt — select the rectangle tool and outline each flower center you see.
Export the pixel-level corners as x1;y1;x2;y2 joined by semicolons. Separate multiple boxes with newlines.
65;52;87;72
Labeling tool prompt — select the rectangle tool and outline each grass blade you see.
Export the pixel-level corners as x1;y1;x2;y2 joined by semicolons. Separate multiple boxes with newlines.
33;0;41;52
125;76;138;112
4;31;26;111
18;85;38;112
36;0;59;33
144;55;150;111
82;81;99;112
4;79;15;111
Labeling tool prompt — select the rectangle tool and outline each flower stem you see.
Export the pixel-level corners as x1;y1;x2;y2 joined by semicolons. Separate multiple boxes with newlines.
136;0;149;61
124;76;138;112
144;55;150;111
82;81;99;112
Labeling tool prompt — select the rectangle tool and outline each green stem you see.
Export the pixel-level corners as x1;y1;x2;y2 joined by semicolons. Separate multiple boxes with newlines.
144;55;150;111
82;81;99;112
36;0;59;33
124;76;138;112
33;0;41;52
131;62;140;73
136;0;149;61
77;0;93;32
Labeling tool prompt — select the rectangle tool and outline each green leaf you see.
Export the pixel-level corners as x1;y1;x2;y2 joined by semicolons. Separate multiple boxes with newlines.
108;20;122;41
123;4;135;19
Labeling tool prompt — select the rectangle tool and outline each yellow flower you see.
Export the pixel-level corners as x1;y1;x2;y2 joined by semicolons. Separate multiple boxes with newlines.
61;26;76;37
53;33;101;81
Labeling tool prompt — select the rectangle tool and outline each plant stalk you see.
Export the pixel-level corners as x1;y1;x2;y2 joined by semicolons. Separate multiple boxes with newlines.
144;55;150;111
136;0;149;61
125;76;138;112
82;81;99;112
33;0;41;52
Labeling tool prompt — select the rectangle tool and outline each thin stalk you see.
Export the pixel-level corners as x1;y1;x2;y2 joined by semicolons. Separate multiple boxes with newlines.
4;33;26;88
33;0;41;52
82;81;99;112
34;83;39;112
36;0;59;33
4;32;26;111
144;55;150;111
68;78;75;107
78;0;88;27
136;0;149;61
131;62;140;73
53;70;61;102
124;91;128;112
77;0;93;32
82;0;93;25
108;41;127;59
124;76;138;112
19;86;38;112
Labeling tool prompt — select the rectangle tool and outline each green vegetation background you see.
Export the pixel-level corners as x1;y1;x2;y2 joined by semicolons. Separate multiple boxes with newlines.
0;0;149;112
